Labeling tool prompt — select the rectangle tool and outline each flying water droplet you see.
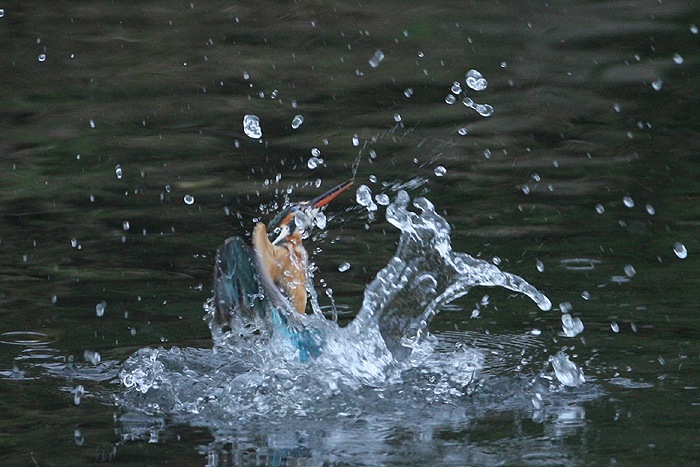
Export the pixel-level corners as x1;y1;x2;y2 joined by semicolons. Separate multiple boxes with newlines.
356;185;377;212
624;264;636;277
368;50;384;68
434;166;447;177
352;134;360;147
673;242;688;259
83;350;101;365
291;114;304;129
338;262;351;272
645;204;655;215
623;196;634;208
38;53;46;62
691;24;699;34
451;81;462;94
611;321;620;333
581;290;590;300
595;203;605;214
184;194;195;205
559;302;572;313
122;221;130;231
672;53;684;65
536;260;544;272
465;69;488;90
560;313;584;337
243;114;262;139
96;300;106;317
445;94;456;104
457;127;468;136
73;385;85;405
550;351;585;387
115;165;123;179
375;193;390;205
404;87;414;98
89;119;96;128
651;79;663;91
307;157;323;169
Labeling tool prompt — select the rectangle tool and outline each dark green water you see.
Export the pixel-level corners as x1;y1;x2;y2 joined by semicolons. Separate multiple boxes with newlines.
1;1;699;465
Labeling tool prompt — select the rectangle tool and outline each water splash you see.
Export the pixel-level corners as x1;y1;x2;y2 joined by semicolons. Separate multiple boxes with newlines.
118;191;566;427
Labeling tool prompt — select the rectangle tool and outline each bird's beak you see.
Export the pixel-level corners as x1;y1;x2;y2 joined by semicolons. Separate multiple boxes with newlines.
304;180;354;211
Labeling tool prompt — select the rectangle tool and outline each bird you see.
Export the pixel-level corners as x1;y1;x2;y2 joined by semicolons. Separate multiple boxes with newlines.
212;180;353;358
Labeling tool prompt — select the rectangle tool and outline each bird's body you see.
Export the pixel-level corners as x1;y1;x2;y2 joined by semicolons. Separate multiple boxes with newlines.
213;181;353;356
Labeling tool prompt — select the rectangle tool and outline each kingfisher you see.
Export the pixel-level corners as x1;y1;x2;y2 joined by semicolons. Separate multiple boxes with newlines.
212;181;353;359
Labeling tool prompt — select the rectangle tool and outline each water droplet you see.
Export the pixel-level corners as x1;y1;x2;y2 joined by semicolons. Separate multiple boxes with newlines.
561;313;584;337
434;165;447;177
550;351;585;387
375;193;390;205
83;350;101;365
624;264;636;277
581;290;590;300
311;148;321;157
89;119;96;129
673;242;688;259
691;24;699;34
613;103;621;112
338;262;351;272
291;114;304;129
536;260;544;272
500;61;508;68
623;196;634;208
595;203;605;214
73;385;85;405
71;238;78;248
445;94;456;104
356;185;377;212
243;114;262;139
115;165;123;179
483;148;491;159
369;175;377;183
404;87;414;98
352;134;359;147
474;103;493;117
96;300;106;317
645;204;655;215
465;69;488;91
307;157;322;169
368;49;384;68
451;81;462;94
611;321;620;333
184;194;195;205
559;302;572;313
457;127;468;136
0;9;5;18
672;53;684;65
38;53;46;62
122;221;130;231
393;114;402;123
651;79;663;91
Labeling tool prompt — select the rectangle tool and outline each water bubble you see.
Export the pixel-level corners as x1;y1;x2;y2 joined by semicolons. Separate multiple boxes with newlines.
457;127;468;136
624;264;636;277
651;79;663;91
451;81;462;94
115;164;123;179
445;94;456;104
623;196;634;208
611;321;619;333
368;50;384;68
672;53;684;65
243;114;262;139
465;69;488;91
404;87;414;98
375;193;390;205
595;203;605;214
673;242;688;259
38;53;46;62
356;185;377;212
338;262;351;272
96;300;106;317
291;114;304;129
434;166;447;177
352;134;359;147
536;260;544;272
83;350;101;365
184;194;195;205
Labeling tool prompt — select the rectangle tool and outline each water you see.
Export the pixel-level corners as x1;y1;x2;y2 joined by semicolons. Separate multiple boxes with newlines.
2;1;700;465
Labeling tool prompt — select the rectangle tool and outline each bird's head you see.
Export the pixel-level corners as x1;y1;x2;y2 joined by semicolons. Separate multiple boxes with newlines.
267;180;353;246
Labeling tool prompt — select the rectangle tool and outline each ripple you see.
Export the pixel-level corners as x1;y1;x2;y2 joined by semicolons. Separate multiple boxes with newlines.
0;331;57;346
560;258;602;271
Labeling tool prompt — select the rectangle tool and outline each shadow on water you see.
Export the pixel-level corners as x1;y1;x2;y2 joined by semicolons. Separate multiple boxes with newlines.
1;0;700;465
